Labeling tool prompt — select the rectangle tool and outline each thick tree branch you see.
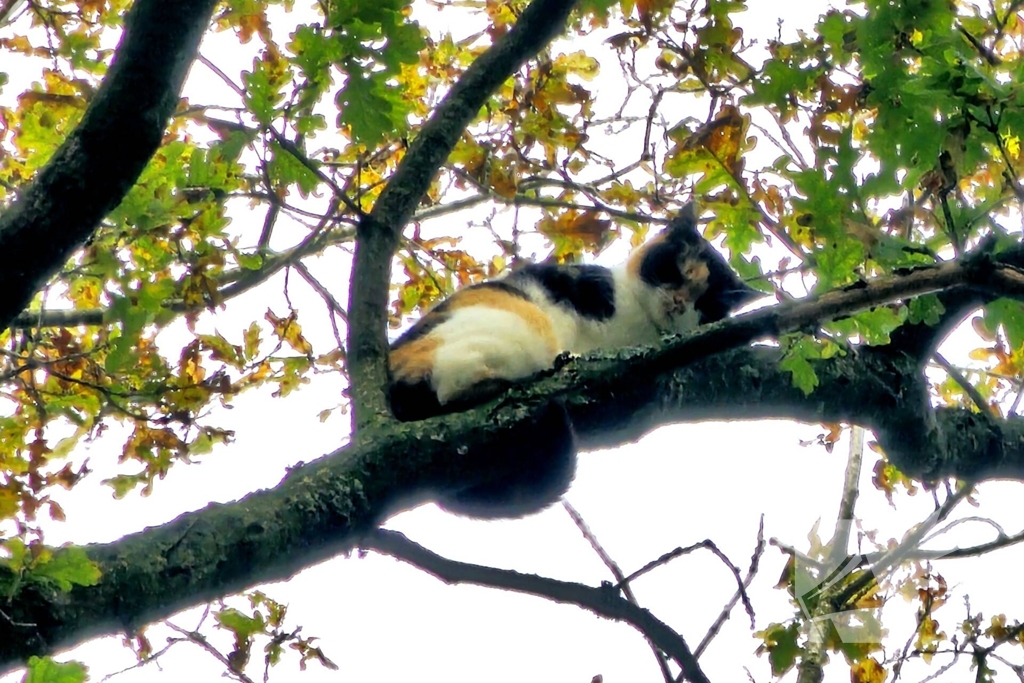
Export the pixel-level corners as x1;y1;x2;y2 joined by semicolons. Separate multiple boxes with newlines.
3;255;1024;669
345;0;580;427
886;247;1024;361
362;529;710;683
0;0;219;330
578;252;1016;419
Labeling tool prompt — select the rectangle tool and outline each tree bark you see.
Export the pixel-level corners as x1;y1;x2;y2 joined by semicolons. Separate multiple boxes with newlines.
2;0;1023;672
2;255;1023;670
0;0;219;330
345;0;581;427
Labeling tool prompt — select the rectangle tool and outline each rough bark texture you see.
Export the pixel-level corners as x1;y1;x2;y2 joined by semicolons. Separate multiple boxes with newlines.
345;0;581;426
2;0;1024;672
0;0;219;330
2;259;1024;669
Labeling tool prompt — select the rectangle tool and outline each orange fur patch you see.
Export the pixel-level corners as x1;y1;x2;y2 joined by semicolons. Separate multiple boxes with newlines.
680;259;710;300
665;259;710;317
626;234;664;277
389;336;439;382
446;287;559;355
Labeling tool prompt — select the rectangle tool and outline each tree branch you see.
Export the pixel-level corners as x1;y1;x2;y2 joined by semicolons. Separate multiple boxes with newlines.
345;0;580;428
362;529;710;683
0;0;220;330
563;501;677;683
3;253;1024;669
8;226;350;329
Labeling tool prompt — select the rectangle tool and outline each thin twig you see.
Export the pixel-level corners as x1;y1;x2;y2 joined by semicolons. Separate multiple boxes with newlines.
293;260;346;351
933;352;991;414
563;501;675;683
616;539;755;627
165;622;256;683
694;517;764;658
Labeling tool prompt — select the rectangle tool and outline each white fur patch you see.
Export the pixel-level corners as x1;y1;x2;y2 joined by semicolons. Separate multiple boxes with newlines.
406;264;707;406
430;305;558;404
558;266;675;353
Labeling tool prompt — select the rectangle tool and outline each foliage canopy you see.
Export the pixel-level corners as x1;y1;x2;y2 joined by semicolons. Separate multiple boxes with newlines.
2;0;1024;680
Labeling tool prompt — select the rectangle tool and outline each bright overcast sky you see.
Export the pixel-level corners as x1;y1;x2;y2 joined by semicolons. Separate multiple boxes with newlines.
4;1;1024;682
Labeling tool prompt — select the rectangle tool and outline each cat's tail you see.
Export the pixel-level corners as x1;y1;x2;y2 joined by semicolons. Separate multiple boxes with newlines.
437;401;576;519
388;377;577;519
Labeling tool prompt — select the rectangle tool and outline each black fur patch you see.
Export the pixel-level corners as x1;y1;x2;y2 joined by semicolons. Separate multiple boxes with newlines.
510;263;616;321
438;402;576;518
694;283;760;323
388;378;444;421
694;250;761;323
637;225;760;323
638;238;689;288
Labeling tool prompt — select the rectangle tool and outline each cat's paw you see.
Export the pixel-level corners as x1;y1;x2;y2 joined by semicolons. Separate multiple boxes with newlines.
552;350;576;370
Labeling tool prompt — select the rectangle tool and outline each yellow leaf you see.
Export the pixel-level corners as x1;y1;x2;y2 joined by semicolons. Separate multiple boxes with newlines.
1002;132;1020;159
265;310;314;356
560;51;600;80
968;347;994;361
679;104;747;174
850;657;886;683
0;487;19;519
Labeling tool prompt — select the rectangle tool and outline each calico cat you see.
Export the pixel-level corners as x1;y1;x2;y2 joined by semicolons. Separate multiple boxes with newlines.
388;202;760;518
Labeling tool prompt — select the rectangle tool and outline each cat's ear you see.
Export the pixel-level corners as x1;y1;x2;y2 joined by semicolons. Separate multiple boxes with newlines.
667;202;701;239
679;200;698;224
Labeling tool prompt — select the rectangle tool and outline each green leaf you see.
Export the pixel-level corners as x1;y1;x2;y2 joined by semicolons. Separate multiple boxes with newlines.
1;538;29;573
984;299;1024;350
104;294;151;374
577;0;618;20
216;607;265;639
267;142;321;197
295;113;327;136
29;547;101;592
21;657;87;683
781;336;820;395
211;130;252;164
137;279;176;315
829;306;908;346
814;238;865;291
728;254;770;292
909;295;945;326
745;58;820;116
336;73;398;145
704;201;764;256
102;473;145;499
759;622;801;677
236;251;264;270
243;56;286;127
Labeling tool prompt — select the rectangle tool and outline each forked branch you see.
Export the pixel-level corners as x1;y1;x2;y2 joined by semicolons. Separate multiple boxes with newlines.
363;529;711;683
345;0;581;428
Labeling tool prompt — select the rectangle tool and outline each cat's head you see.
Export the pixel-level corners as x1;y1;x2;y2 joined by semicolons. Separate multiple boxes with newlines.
629;202;761;324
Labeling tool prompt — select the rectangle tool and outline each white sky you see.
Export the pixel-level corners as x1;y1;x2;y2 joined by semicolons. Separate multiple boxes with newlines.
3;1;1024;682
